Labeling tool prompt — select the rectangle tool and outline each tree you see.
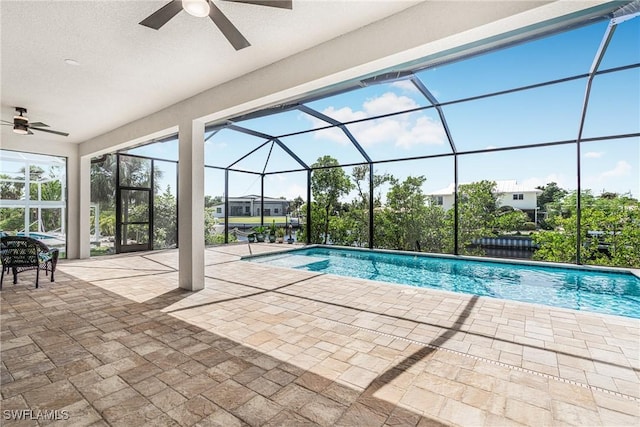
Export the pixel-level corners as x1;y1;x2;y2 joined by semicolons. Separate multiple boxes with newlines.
91;155;117;211
0;173;24;200
290;196;304;216
310;156;353;244
90;154;168;248
421;204;451;253
204;195;223;208
536;182;568;210
0;165;64;234
347;165;393;247
453;180;500;254
495;209;529;234
379;176;430;251
532;191;640;268
154;186;178;249
296;203;325;244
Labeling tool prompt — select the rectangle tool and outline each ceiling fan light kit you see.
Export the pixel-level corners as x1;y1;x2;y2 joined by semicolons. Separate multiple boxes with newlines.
13;125;29;135
182;0;210;18
13;112;29;134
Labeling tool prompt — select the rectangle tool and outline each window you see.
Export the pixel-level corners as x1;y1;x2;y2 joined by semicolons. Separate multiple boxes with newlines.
274;208;279;214
513;194;524;200
216;207;222;213
436;196;444;206
245;206;250;214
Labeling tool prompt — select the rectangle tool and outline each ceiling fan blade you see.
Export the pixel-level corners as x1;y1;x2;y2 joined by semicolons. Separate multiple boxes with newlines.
29;127;69;137
1;120;13;125
224;0;292;9
139;0;183;30
29;122;49;128
208;1;251;50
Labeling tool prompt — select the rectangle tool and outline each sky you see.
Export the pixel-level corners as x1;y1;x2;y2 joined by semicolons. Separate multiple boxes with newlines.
193;17;639;203
4;16;636;208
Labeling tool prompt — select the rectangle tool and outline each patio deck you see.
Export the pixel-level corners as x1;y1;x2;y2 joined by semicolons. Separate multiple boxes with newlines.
1;244;638;426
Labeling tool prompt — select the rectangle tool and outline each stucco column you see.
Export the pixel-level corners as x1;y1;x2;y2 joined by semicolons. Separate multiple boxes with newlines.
77;155;92;259
178;119;205;291
65;148;90;259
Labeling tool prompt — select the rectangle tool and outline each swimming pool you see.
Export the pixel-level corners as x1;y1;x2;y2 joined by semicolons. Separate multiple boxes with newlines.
246;247;640;318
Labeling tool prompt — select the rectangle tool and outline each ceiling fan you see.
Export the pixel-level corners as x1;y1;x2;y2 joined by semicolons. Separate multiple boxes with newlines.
139;0;292;51
1;107;69;137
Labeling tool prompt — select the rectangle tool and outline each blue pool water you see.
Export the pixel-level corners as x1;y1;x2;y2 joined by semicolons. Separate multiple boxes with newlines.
247;247;640;318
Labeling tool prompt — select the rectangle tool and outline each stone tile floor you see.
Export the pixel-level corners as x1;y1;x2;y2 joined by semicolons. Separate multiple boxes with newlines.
1;244;638;426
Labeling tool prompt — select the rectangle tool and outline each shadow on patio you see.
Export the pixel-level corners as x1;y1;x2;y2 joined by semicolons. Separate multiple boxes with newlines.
0;265;465;426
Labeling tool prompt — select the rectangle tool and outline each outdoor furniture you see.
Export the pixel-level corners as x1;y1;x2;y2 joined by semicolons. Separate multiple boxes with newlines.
0;236;59;289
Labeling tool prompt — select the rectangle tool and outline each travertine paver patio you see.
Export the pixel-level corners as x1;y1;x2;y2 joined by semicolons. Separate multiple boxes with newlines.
1;244;638;426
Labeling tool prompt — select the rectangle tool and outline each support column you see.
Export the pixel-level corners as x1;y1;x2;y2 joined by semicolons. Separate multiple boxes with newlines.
65;149;89;260
178;120;205;291
77;154;91;259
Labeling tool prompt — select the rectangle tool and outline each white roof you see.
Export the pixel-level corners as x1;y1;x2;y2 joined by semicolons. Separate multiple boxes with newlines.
429;180;542;196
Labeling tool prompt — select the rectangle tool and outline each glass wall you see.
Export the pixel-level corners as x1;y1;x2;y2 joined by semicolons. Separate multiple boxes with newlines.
90;154;116;255
90;135;178;255
0;150;67;256
153;159;178;249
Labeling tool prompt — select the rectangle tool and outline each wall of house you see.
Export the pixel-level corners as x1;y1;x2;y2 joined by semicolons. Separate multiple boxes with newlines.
212;201;290;218
435;192;539;212
498;192;539;211
441;195;456;211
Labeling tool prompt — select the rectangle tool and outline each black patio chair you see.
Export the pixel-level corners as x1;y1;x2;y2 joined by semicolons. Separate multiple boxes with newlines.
0;236;59;289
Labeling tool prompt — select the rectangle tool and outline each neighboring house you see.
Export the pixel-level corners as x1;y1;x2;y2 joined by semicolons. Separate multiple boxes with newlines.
428;180;542;217
212;195;290;218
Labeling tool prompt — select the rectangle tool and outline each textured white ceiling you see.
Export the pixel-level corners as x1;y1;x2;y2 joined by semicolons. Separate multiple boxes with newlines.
1;0;420;144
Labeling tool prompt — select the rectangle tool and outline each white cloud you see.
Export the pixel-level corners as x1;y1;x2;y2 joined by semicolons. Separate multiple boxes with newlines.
363;92;419;116
600;160;631;178
585;151;604;159
582;160;636;195
309;92;446;149
396;116;446;148
391;80;419;93
321;106;367;123
521;173;574;191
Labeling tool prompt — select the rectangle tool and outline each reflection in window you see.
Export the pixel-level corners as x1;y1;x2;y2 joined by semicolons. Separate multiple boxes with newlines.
0;150;67;258
119;156;151;188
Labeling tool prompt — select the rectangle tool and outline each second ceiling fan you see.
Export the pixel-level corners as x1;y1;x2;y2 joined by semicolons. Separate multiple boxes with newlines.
140;0;292;51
